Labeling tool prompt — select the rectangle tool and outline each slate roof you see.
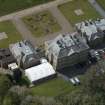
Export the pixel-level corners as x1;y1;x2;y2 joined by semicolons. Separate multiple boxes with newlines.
95;18;105;32
0;48;16;67
9;40;40;68
45;32;89;58
75;19;105;41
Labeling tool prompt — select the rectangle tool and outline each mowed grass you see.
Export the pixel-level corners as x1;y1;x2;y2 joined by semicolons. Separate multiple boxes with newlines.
58;0;101;25
23;11;60;37
97;0;105;10
0;21;22;48
31;77;78;97
0;0;54;16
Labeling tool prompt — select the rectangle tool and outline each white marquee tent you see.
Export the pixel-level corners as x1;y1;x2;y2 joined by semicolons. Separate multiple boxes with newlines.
25;61;56;84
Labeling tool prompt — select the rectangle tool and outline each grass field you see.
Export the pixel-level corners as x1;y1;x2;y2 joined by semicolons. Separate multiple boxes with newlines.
31;77;78;97
23;11;60;37
0;0;54;16
0;21;22;48
97;0;105;10
58;0;101;25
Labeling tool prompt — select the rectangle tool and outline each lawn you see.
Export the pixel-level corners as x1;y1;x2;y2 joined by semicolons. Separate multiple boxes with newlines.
31;77;78;97
0;21;22;48
23;11;60;37
0;0;54;16
58;0;101;25
97;0;105;10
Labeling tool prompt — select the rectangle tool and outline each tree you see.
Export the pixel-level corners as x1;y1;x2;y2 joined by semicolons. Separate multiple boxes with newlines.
3;91;20;105
9;85;30;100
39;96;63;105
0;74;12;97
58;90;82;105
82;66;105;95
21;95;63;105
21;95;42;105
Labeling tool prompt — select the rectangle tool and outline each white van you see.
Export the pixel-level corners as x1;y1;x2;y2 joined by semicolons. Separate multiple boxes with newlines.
74;77;80;84
69;78;76;85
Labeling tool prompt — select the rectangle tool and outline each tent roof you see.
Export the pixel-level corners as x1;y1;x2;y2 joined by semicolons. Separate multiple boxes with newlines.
25;62;56;82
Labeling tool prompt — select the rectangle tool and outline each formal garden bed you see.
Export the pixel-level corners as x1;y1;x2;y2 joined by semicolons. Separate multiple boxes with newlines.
23;11;60;37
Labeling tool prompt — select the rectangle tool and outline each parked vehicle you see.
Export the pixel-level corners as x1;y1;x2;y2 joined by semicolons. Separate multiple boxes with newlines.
69;78;76;85
74;77;80;84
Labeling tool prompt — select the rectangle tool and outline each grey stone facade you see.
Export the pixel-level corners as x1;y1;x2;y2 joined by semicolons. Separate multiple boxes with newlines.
9;40;40;69
75;19;105;48
45;32;89;70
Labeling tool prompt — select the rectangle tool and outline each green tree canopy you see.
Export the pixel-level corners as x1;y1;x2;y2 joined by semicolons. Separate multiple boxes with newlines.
3;91;20;105
0;74;12;97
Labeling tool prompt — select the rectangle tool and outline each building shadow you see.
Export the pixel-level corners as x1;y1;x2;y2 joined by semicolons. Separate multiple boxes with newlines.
58;62;88;78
